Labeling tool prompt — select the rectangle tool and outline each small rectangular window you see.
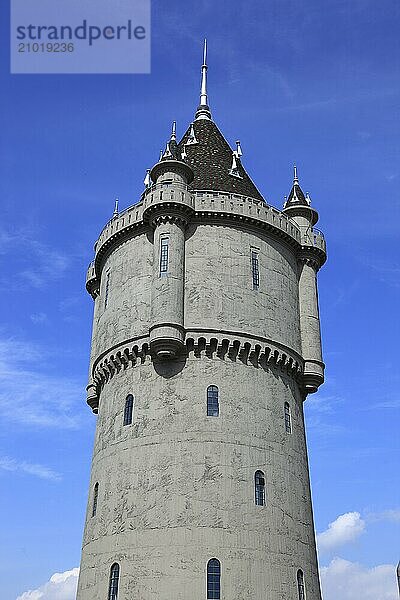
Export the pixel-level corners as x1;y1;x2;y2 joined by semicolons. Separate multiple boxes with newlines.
284;402;292;434
251;250;259;290
104;271;110;309
160;237;169;276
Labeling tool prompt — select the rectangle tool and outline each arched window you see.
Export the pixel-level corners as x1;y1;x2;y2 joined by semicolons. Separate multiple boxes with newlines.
91;482;99;517
207;558;221;599
123;394;134;426
108;563;120;600
284;402;292;434
255;470;265;506
297;569;305;600
207;385;219;417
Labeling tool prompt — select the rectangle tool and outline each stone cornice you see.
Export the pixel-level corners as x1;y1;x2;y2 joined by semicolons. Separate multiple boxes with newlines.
87;332;304;412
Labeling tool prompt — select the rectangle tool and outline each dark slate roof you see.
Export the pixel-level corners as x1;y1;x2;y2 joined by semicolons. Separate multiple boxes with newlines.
285;182;307;207
178;119;264;201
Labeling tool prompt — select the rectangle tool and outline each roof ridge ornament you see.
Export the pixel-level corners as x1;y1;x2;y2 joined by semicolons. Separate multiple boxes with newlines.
229;152;243;179
112;197;119;219
195;39;212;121
185;122;198;145
144;169;151;188
235;140;243;157
162;140;173;159
171;120;177;142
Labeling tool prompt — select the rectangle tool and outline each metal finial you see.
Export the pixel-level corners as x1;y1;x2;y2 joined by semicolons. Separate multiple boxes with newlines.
113;197;119;218
171;120;177;142
200;39;208;106
293;164;299;183
144;169;151;188
159;149;163;161
235;140;243;157
195;39;212;120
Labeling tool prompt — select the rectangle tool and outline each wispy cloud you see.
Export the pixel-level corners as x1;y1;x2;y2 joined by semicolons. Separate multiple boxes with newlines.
16;567;79;600
359;254;400;289
305;393;347;436
0;226;69;290
0;456;61;481
30;312;48;325
366;509;400;523
317;512;365;553
0;336;83;429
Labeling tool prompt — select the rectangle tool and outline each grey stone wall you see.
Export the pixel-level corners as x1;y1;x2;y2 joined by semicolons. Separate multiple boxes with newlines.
77;355;321;600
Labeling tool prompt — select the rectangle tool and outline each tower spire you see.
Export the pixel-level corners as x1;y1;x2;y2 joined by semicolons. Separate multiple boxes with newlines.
171;120;177;142
195;39;212;121
293;164;299;184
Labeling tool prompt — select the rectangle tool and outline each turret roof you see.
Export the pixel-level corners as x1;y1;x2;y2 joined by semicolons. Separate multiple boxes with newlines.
177;119;264;200
284;165;309;208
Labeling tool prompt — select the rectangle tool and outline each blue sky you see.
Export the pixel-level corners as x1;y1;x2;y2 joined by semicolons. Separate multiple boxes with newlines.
0;1;399;599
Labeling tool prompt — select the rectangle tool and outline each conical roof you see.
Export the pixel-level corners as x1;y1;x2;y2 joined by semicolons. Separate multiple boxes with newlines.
178;119;264;200
285;165;308;207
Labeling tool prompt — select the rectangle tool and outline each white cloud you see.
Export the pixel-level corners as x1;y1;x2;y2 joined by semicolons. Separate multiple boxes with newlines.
320;558;398;600
0;456;61;481
317;512;365;553
16;568;79;600
0;336;83;429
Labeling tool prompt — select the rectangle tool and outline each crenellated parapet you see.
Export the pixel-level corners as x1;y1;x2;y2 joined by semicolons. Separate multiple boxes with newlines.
85;191;325;295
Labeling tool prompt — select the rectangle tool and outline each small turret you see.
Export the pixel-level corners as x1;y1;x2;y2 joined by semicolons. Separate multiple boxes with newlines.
143;123;194;359
283;165;326;395
283;165;318;243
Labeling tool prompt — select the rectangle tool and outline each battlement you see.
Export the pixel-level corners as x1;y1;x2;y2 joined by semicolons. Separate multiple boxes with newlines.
91;190;324;263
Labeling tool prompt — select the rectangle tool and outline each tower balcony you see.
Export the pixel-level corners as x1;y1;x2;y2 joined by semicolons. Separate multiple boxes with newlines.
85;261;99;299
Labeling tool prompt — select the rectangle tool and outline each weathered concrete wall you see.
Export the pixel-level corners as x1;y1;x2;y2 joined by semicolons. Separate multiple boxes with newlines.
91;221;302;362
184;223;302;354
78;184;324;599
77;355;321;600
92;233;153;359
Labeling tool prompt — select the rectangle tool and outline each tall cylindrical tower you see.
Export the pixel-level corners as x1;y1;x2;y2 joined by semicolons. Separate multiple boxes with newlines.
78;45;327;600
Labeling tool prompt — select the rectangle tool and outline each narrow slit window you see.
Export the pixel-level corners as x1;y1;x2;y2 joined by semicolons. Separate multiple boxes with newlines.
104;271;110;309
160;237;169;276
297;569;305;600
255;470;265;506
123;394;134;426
92;482;99;517
207;558;221;600
108;563;120;600
251;250;259;289
284;402;292;434
207;385;219;417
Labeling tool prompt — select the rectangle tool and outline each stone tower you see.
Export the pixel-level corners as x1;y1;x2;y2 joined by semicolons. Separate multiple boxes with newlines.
77;42;327;600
